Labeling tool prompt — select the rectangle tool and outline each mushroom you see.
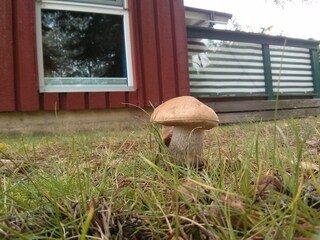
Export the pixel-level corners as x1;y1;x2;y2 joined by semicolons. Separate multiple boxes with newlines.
161;126;174;147
150;96;219;168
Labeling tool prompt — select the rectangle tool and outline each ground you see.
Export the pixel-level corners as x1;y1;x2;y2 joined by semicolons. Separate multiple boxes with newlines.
0;117;319;239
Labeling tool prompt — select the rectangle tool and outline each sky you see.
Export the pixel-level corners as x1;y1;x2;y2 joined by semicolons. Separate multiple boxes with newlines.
184;0;320;40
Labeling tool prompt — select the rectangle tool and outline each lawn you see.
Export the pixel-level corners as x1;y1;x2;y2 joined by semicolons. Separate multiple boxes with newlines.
0;117;319;239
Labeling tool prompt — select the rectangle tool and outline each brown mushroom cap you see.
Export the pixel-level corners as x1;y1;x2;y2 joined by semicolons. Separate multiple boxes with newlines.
150;96;219;129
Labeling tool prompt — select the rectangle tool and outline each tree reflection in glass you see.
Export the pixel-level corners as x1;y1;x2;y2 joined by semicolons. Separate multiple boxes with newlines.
41;9;126;79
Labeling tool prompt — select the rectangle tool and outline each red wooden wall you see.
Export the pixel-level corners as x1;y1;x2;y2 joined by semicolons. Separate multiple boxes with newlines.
0;0;190;112
0;0;15;111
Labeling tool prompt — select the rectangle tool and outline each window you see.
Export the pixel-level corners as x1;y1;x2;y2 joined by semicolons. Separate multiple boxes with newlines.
36;0;134;92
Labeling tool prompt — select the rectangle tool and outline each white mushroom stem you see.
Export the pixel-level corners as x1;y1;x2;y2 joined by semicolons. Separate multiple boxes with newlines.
168;126;204;167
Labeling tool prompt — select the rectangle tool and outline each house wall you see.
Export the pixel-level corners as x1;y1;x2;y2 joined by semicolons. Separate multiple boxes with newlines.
0;0;190;113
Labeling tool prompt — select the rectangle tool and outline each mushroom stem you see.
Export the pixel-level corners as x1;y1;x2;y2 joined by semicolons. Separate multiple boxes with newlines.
168;126;204;167
161;126;174;147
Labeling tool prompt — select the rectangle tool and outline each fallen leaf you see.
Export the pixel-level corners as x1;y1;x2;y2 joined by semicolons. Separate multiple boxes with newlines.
0;143;7;149
299;161;319;172
256;169;283;200
305;136;319;147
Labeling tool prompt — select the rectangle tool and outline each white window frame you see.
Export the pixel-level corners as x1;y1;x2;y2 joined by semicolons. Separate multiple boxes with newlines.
67;0;124;7
36;0;135;93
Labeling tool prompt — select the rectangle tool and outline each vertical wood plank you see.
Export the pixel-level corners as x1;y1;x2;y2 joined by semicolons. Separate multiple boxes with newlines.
0;0;15;111
13;0;39;111
138;0;161;106
108;92;126;108
87;93;107;109
171;0;190;96
127;91;140;108
155;0;177;101
41;93;59;111
127;0;144;107
60;93;85;110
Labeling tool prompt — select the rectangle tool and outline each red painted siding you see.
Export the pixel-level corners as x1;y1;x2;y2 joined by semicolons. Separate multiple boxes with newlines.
0;0;190;112
137;0;161;106
87;93;107;110
13;0;39;111
127;0;144;107
155;0;178;101
108;93;127;108
60;93;86;110
171;0;190;96
41;93;59;111
0;0;15;111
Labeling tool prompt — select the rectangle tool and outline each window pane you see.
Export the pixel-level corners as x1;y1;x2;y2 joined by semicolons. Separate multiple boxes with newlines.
41;9;127;87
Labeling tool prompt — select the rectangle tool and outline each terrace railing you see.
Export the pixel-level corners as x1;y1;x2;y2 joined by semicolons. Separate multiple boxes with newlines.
187;26;320;99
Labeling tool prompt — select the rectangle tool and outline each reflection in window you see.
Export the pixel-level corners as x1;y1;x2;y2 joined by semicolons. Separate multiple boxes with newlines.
37;1;133;92
43;10;125;79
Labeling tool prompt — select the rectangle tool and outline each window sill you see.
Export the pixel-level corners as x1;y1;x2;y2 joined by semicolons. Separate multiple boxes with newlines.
39;86;136;93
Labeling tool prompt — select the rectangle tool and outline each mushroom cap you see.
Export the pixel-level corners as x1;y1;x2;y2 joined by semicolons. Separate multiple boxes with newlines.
150;96;219;129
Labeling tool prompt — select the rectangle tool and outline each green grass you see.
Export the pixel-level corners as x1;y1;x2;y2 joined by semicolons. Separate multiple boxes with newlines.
0;117;319;239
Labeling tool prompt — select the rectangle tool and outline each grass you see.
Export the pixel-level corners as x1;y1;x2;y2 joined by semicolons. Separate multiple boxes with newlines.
0;117;319;239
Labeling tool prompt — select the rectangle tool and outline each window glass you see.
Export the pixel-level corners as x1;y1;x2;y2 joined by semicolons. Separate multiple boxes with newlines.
37;1;133;92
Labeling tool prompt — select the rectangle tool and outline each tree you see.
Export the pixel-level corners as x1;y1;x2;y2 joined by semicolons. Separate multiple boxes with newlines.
271;0;315;8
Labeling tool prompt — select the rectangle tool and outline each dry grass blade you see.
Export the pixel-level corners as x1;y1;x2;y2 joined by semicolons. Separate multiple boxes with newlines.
168;214;217;239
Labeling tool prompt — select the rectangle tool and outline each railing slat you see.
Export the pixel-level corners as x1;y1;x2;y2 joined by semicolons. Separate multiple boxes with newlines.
262;44;274;99
310;49;320;97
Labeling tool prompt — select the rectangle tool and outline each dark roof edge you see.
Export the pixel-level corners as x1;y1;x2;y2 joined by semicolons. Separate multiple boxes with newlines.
185;6;233;19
